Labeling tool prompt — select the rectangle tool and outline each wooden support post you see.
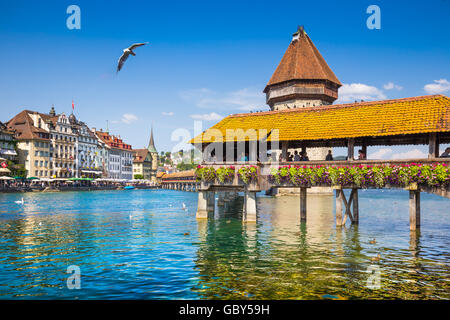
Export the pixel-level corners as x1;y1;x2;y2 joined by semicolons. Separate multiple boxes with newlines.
281;141;288;162
409;190;420;231
352;188;359;224
361;141;367;160
335;189;343;227
300;187;307;223
347;138;355;161
428;133;439;159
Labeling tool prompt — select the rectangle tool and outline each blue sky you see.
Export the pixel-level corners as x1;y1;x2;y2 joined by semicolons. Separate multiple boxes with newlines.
1;0;449;158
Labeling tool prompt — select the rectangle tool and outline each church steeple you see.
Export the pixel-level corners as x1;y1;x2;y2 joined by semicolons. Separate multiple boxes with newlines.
147;126;157;153
264;26;341;111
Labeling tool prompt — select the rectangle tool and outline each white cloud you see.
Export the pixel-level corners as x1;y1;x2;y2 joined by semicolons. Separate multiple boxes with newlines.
392;149;427;159
369;148;392;159
121;113;138;124
337;83;386;103
383;82;403;91
180;87;266;111
190;112;223;121
369;148;427;160
162;111;174;116
424;79;450;94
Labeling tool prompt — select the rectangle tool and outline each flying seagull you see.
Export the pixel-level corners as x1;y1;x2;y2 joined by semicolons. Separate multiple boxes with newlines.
117;42;149;73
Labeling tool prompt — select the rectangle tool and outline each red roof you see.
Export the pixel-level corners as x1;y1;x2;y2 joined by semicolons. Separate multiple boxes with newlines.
265;29;341;91
95;130;132;151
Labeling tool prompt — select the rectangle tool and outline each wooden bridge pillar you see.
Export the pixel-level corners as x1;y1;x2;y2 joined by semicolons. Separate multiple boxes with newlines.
352;188;359;223
335;187;359;226
409;190;420;230
300;187;307;223
243;190;257;222
335;189;343;227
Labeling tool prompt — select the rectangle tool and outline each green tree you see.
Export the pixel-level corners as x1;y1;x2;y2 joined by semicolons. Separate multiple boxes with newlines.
176;162;195;171
134;174;144;179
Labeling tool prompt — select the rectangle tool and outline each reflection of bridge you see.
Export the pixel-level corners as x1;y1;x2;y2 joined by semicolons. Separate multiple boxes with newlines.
195;159;450;231
160;170;199;192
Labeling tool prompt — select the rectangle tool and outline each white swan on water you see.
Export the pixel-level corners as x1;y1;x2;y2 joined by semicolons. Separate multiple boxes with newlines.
14;197;24;205
182;203;186;210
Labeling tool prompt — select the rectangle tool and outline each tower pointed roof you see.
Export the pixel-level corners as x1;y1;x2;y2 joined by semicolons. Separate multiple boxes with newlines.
147;127;157;153
264;27;341;92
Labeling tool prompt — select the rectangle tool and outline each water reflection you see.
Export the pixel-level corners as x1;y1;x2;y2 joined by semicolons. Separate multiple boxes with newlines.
194;192;449;300
0;189;448;299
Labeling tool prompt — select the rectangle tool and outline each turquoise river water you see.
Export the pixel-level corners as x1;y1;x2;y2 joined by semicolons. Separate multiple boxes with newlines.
0;189;448;299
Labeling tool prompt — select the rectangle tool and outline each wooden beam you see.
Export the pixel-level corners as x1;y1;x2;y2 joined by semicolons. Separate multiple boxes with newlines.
335;189;343;227
347;138;355;161
281;141;288;162
300;187;307;222
409;190;420;231
352;188;359;224
428;133;439;159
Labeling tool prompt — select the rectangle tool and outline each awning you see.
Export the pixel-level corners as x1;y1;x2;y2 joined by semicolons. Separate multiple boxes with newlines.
0;150;17;156
81;170;103;174
0;168;11;173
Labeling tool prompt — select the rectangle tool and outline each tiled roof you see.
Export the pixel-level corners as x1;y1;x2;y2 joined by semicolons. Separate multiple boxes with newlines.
133;149;149;163
156;172;166;178
190;95;450;143
265;30;341;90
161;170;195;179
95;130;132;151
6;110;50;141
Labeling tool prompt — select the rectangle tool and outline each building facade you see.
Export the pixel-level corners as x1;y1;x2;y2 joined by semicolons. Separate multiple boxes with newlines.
132;127;158;182
74;119;103;178
7;110;51;178
6;107;135;179
95;130;133;180
0;122;17;162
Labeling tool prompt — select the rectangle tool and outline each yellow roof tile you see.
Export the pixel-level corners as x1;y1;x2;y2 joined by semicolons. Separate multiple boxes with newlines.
190;95;450;144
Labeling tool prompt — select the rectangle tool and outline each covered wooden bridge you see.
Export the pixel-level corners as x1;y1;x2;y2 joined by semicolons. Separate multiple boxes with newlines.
160;170;199;191
190;95;450;230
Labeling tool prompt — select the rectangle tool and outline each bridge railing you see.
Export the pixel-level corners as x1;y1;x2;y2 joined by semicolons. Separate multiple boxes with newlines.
198;158;450;192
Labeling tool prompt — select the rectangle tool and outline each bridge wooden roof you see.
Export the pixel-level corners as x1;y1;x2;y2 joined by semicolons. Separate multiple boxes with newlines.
161;170;195;180
190;95;450;145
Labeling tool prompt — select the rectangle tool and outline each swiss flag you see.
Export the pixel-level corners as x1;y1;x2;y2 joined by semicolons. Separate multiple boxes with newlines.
1;162;7;168
72;100;75;111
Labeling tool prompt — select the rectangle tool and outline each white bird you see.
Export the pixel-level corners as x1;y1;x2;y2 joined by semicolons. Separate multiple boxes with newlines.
117;42;149;72
14;197;24;205
182;203;186;210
